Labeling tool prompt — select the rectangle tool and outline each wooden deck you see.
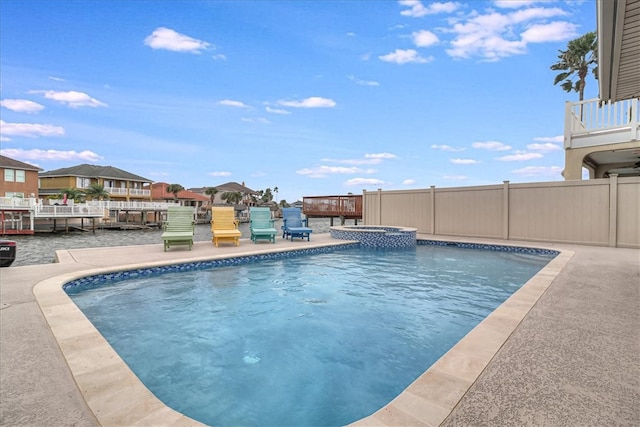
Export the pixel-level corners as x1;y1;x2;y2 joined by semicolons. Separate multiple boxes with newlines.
303;195;362;225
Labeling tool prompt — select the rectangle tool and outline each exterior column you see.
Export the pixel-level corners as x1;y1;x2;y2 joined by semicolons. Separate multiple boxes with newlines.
563;149;584;180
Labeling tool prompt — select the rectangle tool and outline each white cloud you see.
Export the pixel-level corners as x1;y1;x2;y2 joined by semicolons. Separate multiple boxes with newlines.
277;97;336;108
322;158;380;165
348;75;380;86
451;158;480;164
1;99;45;113
498;152;543;161
445;6;571;61
323;152;396;166
144;27;210;53
412;30;439;47
265;106;291;114
527;142;561;152
0;148;102;162
521;21;578;43
30;90;107;108
208;171;232;177
365;152;396;160
494;0;538;9
379;49;432;64
0;120;65;139
473;141;512;151
48;76;65;82
512;166;563;176
297;165;375;178
241;117;270;124
212;53;226;60
399;1;460;18
534;135;563;143
443;175;468;180
219;99;250;108
402;179;416;185
344;178;385;186
431;144;465;152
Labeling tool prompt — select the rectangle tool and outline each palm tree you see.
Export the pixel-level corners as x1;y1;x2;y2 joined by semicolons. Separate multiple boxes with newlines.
204;187;218;205
273;186;279;202
261;188;273;203
84;183;110;201
166;184;185;200
550;31;598;101
58;188;84;203
221;191;243;205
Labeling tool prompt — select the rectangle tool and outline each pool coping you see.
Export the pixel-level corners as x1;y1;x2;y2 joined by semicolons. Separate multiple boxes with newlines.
32;236;573;427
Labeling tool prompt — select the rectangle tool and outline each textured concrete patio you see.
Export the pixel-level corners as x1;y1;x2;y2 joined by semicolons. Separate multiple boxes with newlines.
0;234;638;426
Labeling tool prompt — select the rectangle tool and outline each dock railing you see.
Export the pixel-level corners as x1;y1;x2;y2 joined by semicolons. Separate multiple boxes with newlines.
303;195;362;219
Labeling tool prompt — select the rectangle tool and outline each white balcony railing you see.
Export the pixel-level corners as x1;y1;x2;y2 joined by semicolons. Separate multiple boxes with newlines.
565;98;639;149
103;187;151;197
0;197;181;218
105;187;128;196
0;197;37;209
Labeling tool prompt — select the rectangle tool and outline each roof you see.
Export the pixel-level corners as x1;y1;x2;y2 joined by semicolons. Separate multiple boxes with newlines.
189;182;258;194
39;164;151;182
147;182;209;201
0;155;43;171
597;0;640;101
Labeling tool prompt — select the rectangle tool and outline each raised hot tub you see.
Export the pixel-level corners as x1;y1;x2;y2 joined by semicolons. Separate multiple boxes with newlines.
329;225;417;248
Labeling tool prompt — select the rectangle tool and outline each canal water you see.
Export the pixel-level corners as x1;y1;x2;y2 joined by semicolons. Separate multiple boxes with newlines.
6;218;344;267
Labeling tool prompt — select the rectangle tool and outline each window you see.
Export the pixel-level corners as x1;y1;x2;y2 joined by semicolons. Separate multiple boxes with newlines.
15;170;25;183
4;169;15;182
5;192;24;198
76;177;91;188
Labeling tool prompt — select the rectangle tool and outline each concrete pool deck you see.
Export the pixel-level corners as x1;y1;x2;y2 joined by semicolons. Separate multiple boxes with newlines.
0;234;638;426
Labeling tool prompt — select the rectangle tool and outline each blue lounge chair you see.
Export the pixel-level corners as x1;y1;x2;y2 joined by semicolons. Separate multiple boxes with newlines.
250;207;277;243
281;207;312;241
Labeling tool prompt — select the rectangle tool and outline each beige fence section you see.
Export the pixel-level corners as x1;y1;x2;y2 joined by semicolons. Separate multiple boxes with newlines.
362;176;640;248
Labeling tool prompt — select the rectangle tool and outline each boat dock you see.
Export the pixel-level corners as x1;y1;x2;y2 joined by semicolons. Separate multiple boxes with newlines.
303;195;362;225
0;198;181;235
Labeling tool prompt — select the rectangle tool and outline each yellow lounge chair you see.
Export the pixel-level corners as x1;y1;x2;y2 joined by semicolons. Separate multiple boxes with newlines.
211;206;241;247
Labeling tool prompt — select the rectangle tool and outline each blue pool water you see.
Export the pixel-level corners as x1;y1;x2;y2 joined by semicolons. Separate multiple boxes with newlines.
67;245;554;426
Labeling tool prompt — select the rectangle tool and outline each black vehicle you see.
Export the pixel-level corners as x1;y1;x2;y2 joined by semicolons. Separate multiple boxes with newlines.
0;240;17;267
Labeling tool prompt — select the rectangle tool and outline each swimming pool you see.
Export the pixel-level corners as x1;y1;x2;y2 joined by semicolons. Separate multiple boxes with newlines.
66;244;555;426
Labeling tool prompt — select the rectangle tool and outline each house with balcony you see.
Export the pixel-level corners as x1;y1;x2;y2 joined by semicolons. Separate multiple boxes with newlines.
563;0;640;180
38;164;152;201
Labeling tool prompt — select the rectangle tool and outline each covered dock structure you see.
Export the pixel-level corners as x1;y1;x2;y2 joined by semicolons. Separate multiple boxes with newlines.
303;195;362;225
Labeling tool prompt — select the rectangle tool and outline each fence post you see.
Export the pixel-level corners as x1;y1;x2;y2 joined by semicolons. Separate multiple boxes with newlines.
609;174;618;247
377;188;382;225
362;190;366;225
430;185;436;235
503;180;510;240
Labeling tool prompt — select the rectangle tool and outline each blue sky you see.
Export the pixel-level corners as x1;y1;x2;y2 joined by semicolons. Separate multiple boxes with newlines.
1;0;597;203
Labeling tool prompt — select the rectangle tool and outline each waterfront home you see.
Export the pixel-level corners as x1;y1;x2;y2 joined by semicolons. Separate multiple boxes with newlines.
147;182;209;219
562;0;640;180
189;181;259;206
0;155;42;199
38;164;152;202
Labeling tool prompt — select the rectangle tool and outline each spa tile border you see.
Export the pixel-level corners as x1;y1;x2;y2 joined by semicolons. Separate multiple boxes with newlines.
418;239;560;257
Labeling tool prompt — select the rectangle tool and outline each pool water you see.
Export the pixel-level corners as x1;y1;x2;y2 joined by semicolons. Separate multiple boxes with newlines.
68;245;553;426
